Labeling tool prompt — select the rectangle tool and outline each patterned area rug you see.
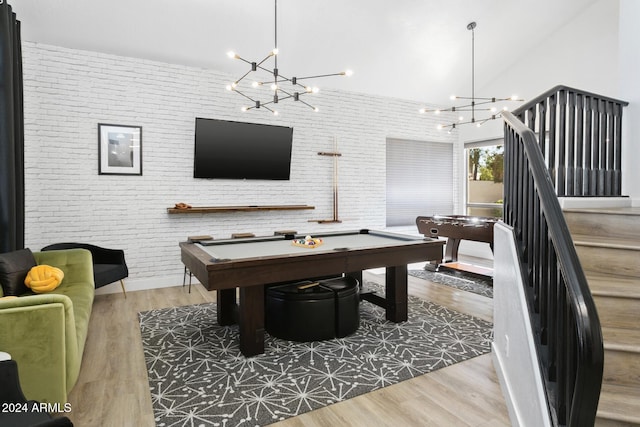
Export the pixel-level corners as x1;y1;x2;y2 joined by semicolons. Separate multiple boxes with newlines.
408;269;493;298
139;286;492;427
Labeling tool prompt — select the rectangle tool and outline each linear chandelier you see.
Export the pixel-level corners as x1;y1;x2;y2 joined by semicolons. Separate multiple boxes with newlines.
225;0;352;116
419;22;523;131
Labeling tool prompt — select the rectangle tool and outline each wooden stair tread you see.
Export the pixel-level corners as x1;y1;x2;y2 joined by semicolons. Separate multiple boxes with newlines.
598;383;640;424
586;272;640;298
602;327;640;353
564;206;640;216
572;234;640;250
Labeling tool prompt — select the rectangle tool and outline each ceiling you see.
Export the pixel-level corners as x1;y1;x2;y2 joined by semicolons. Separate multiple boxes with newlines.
11;0;599;104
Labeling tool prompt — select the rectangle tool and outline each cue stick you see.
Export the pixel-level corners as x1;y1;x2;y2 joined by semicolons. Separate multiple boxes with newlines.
333;136;339;222
313;138;342;223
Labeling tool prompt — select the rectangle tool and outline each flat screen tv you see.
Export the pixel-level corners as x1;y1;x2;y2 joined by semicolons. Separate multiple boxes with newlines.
194;118;293;180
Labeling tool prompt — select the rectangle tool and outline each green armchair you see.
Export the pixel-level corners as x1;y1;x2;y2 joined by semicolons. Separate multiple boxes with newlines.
0;249;95;404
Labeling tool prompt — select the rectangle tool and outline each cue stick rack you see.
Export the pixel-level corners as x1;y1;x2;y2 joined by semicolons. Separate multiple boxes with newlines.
309;137;342;223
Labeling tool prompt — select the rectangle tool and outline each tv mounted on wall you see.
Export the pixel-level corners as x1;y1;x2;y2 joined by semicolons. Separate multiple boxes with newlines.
194;118;293;180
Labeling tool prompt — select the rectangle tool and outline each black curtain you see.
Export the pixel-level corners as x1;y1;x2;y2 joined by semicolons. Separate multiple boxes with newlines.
0;1;24;253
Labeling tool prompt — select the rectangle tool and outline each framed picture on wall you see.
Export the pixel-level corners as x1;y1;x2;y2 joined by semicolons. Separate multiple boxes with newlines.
98;123;142;175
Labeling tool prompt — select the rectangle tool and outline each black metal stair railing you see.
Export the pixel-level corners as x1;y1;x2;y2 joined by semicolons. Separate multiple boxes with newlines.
503;109;604;426
513;85;629;197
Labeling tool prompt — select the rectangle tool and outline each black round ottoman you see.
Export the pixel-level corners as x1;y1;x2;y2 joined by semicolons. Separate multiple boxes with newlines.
266;276;360;342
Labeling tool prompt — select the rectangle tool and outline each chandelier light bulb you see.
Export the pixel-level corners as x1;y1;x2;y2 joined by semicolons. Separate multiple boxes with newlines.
450;95;457;100
511;95;519;100
241;106;248;112
503;106;509;111
271;48;279;56
419;108;426;114
251;81;259;88
490;107;497;113
273;110;279;116
227;51;237;59
271;83;278;91
312;86;320;94
437;124;443;130
458;115;464;121
314;107;320;112
344;69;354;77
435;110;441;115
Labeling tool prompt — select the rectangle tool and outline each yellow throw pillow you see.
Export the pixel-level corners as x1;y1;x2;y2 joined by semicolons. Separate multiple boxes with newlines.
24;265;64;293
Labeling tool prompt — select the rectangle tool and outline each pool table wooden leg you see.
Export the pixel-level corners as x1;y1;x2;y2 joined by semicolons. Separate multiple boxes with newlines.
347;271;363;288
385;265;408;322
238;285;265;357
217;289;237;326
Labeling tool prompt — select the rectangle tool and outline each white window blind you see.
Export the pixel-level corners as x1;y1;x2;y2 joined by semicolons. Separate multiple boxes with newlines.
386;138;454;226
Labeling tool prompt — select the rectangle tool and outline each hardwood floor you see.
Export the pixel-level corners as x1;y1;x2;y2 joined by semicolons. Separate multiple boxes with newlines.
64;263;510;426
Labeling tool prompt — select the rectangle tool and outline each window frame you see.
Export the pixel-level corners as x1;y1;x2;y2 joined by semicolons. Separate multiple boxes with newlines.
464;136;504;219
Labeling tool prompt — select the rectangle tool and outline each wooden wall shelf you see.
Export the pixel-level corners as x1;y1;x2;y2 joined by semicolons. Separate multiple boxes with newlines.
167;205;315;214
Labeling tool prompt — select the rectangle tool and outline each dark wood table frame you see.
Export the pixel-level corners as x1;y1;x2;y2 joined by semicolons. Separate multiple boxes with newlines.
179;230;444;356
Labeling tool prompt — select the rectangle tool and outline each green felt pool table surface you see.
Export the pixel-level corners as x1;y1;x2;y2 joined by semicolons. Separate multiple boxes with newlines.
197;229;429;261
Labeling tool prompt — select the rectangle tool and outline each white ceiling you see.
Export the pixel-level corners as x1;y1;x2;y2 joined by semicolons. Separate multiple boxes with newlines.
11;0;598;104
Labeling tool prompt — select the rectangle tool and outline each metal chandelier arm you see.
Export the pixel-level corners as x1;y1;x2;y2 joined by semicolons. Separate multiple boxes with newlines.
276;87;319;111
421;97;522;113
294;71;352;80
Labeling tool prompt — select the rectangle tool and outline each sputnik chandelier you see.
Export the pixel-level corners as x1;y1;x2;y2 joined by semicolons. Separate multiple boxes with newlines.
225;0;353;116
419;22;523;131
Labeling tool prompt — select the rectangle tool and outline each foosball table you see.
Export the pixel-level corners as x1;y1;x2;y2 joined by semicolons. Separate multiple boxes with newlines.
416;215;497;276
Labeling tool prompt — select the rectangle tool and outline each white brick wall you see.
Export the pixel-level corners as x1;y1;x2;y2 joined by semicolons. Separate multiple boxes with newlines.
21;42;458;290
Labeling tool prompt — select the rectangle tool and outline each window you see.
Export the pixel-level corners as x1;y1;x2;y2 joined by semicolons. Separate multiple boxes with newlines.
386;138;454;226
465;138;503;218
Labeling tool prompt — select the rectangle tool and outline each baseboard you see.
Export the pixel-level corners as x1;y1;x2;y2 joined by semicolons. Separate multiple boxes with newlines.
492;347;520;426
94;273;201;295
558;197;632;209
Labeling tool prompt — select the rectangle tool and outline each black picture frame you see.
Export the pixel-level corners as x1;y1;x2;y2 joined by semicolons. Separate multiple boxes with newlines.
98;123;142;175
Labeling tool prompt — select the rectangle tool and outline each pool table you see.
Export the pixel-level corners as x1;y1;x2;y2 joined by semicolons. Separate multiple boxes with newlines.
179;229;444;356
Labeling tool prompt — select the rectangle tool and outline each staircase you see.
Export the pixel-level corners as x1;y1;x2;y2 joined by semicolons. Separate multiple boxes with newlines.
563;206;640;426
